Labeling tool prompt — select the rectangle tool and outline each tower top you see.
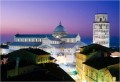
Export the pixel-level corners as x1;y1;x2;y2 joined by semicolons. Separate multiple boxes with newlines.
95;14;108;22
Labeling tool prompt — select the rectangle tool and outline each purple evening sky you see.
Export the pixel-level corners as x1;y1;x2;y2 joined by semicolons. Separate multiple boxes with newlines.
0;1;119;43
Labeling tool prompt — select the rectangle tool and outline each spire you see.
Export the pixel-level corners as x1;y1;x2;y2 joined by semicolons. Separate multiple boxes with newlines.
59;21;62;25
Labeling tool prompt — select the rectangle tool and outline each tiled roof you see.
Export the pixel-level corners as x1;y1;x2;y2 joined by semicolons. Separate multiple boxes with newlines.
15;34;78;38
108;64;120;81
9;42;41;46
62;34;78;38
83;57;119;70
80;44;112;55
15;34;53;38
22;48;50;55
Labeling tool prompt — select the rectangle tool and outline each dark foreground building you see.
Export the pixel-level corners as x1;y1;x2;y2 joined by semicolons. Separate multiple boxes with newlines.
1;48;75;81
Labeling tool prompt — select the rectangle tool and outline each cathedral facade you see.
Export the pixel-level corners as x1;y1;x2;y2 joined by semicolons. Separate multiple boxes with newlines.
9;22;86;64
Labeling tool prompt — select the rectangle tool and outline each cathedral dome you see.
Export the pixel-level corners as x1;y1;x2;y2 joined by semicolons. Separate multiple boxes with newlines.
52;22;67;38
54;22;66;32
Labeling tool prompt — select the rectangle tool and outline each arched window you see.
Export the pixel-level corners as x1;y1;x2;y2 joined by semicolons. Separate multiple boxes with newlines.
100;18;102;22
102;76;104;82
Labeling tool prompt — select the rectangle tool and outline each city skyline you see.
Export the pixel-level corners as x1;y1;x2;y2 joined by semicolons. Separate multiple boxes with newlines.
1;1;119;46
1;1;119;81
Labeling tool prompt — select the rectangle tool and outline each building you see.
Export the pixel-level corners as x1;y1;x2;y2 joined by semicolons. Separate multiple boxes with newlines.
0;44;9;55
1;48;56;79
9;22;86;64
2;63;75;81
76;44;119;82
8;48;54;64
93;14;110;47
83;57;119;82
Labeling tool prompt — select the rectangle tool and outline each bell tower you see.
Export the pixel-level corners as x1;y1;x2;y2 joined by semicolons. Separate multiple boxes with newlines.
93;14;110;47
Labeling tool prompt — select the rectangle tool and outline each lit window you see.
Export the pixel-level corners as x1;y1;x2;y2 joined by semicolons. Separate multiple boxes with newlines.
18;39;19;42
56;36;59;38
25;39;26;42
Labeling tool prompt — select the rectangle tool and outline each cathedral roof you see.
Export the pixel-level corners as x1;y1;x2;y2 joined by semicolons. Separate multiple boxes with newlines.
48;37;61;41
15;34;78;38
62;34;78;38
15;34;52;38
75;41;86;47
53;22;66;32
9;42;41;46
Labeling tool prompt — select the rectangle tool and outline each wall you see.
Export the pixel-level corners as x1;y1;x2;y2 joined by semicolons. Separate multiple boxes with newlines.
36;55;49;64
7;65;36;78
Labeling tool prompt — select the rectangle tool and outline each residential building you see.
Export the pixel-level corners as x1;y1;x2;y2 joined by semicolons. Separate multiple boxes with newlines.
1;48;56;79
76;44;119;82
8;48;54;64
83;57;119;82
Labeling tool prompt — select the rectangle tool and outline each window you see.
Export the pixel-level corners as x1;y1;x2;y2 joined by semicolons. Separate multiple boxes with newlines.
71;39;74;42
29;39;31;42
100;18;102;22
96;73;98;80
102;76;104;82
18;39;19;42
67;39;69;42
91;70;93;78
32;39;34;42
40;39;41;42
105;18;106;21
99;24;102;29
24;39;26;42
35;39;37;42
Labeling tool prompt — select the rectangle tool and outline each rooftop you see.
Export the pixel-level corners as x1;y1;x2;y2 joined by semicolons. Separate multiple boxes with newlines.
22;48;50;55
83;57;119;70
108;64;120;81
80;44;112;55
15;34;53;38
15;34;78;38
0;44;9;49
62;34;78;38
9;42;42;46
